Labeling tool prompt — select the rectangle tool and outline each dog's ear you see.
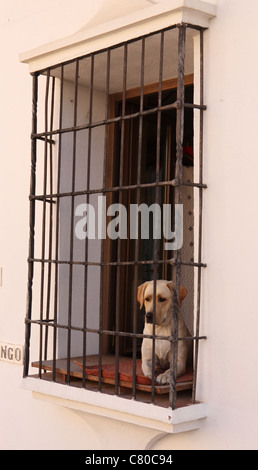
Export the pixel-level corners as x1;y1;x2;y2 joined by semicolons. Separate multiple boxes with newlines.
166;281;187;307
137;282;148;309
179;286;187;307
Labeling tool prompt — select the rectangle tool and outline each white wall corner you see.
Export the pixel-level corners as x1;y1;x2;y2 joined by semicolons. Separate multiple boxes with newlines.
19;0;216;73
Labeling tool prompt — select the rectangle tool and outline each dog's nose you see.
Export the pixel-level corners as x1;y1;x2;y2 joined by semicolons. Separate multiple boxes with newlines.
146;312;153;323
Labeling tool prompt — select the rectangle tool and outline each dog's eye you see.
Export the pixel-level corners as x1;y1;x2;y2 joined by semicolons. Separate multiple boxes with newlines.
145;297;150;302
159;297;166;302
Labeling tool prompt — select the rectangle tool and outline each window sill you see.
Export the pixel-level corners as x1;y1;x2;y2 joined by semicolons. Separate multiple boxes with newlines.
21;377;207;434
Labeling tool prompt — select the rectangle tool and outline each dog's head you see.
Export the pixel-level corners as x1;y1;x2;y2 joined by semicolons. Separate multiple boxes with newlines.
137;280;187;326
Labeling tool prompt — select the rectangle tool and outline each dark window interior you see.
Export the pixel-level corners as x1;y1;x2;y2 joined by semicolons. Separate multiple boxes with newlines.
107;85;193;356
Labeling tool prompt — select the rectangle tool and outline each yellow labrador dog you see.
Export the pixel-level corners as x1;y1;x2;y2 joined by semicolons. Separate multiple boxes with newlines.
137;280;188;384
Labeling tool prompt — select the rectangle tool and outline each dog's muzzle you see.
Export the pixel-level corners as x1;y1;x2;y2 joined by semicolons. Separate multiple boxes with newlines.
146;312;153;324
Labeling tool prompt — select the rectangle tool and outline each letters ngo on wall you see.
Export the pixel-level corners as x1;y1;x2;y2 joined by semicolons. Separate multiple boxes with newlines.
0;342;24;365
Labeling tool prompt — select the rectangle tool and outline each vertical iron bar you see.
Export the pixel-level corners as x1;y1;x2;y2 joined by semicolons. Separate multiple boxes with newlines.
115;43;127;395
98;50;110;391
44;76;55;360
24;73;38;378
151;31;164;403
67;59;79;384
39;70;50;378
170;24;186;410
53;65;64;381
82;54;94;388
192;28;204;404
132;37;145;399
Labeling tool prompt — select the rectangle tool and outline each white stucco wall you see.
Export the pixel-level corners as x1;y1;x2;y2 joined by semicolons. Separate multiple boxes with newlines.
0;0;258;450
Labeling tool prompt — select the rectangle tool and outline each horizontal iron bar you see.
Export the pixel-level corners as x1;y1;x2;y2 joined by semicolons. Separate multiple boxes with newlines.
30;179;207;202
31;102;206;142
34;23;206;78
180;22;208;32
28;257;207;268
34;24;179;76
24;317;207;342
36;136;56;145
45;199;56;204
184;103;207;110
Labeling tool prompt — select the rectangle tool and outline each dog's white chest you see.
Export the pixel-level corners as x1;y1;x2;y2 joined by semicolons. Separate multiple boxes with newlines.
143;324;171;368
155;337;170;365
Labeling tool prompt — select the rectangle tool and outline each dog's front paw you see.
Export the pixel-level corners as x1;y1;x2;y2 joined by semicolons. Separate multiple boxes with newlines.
141;360;152;379
156;370;170;385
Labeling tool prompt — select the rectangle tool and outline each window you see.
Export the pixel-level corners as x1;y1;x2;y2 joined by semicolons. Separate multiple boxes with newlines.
24;23;206;412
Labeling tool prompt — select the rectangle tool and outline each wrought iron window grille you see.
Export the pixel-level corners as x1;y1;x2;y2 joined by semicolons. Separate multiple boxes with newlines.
24;22;206;411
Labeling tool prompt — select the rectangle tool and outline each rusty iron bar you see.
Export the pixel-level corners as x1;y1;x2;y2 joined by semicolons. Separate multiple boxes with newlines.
52;65;64;382
98;49;111;393
33;24;180;78
114;43;128;395
30;179;207;203
28;256;207;269
169;24;186;410
35;135;56;145
38;70;51;379
81;54;94;389
44;75;55;361
66;59;79;385
151;30;165;404
25;317;206;342
31;101;206;142
192;28;205;405
32;23;204;80
132;37;145;399
24;72;38;378
32;22;205;81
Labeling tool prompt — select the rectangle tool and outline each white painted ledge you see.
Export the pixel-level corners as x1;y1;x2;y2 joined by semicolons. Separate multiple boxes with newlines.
21;377;207;434
19;0;216;73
